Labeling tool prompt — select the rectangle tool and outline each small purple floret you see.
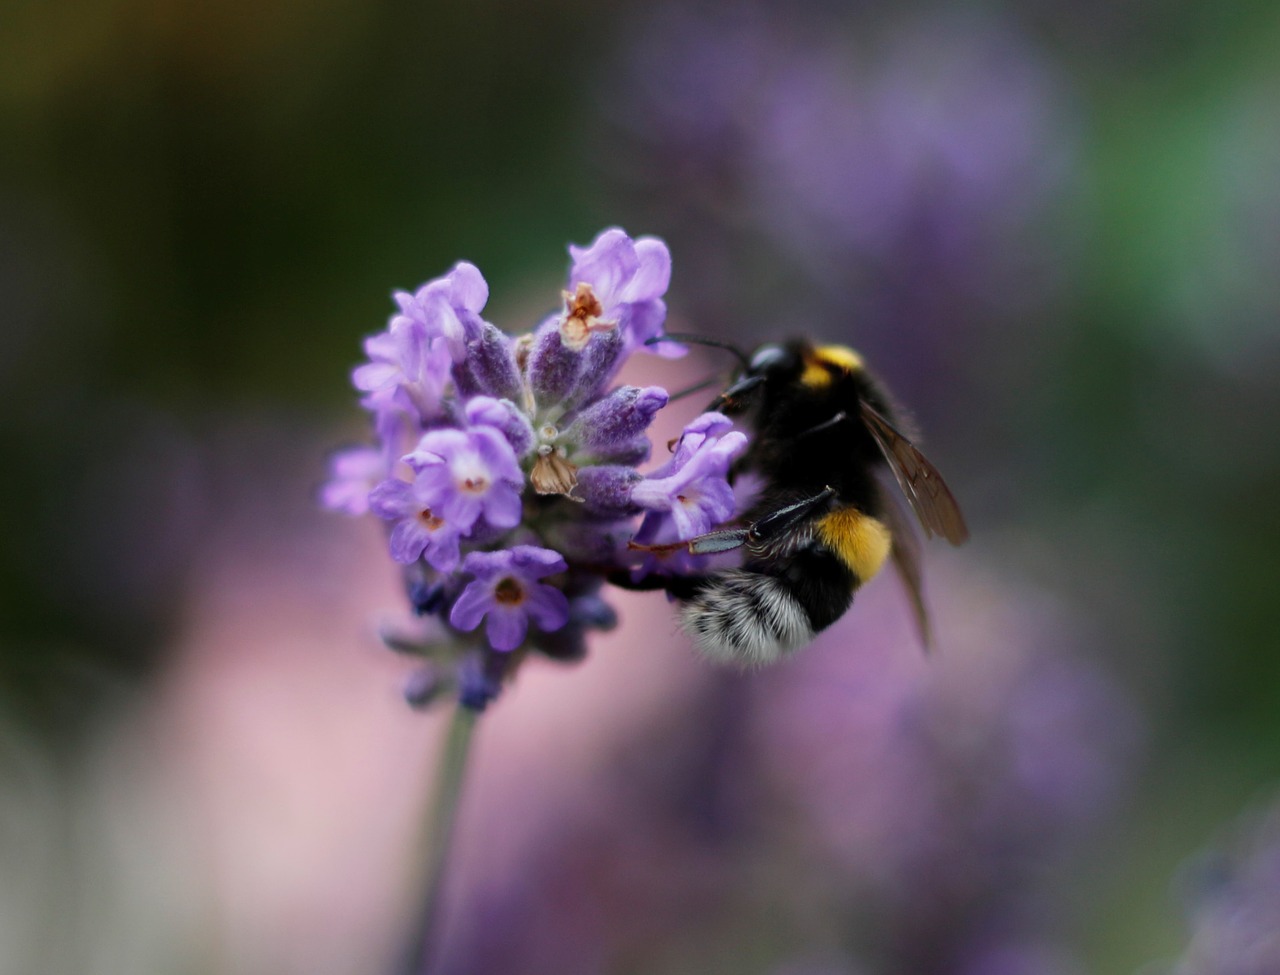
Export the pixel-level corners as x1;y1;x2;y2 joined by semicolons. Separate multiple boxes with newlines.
392;260;490;362
630;411;747;538
403;427;524;533
449;546;571;651
369;477;463;571
353;322;453;427
567;228;681;357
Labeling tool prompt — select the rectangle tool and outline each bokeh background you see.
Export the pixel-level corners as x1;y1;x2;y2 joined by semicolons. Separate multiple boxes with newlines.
4;0;1280;972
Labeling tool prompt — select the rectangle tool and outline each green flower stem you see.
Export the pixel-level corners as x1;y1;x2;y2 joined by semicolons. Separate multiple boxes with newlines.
401;703;478;975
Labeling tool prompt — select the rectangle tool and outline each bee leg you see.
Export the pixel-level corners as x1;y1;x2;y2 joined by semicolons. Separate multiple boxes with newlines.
627;527;752;557
745;486;837;543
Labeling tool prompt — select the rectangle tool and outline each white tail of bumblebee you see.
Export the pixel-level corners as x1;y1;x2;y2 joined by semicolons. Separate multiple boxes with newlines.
679;570;815;667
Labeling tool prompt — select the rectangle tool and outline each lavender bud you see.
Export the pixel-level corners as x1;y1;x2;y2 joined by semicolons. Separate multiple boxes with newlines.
562;328;625;412
458;653;504;712
465;397;536;457
403;667;446;710
566;386;669;456
574;465;642;515
527;321;582;412
408;578;448;617
569;594;618;631
602;434;653;467
465;322;522;401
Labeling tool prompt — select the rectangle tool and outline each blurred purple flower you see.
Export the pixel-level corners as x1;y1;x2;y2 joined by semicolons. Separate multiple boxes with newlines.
436;564;1140;972
1169;797;1280;975
603;5;1078;421
319;445;386;516
745;570;1140;967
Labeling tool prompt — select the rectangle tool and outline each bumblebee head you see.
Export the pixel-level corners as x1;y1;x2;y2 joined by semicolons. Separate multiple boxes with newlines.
712;340;863;414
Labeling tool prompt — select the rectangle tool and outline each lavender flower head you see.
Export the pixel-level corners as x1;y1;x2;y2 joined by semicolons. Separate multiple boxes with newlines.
323;228;747;711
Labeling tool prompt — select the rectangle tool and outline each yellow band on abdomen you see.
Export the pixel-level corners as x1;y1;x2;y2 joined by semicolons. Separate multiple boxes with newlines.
816;507;891;583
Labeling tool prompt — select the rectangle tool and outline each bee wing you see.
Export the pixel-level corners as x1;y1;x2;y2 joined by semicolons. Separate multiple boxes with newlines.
876;480;932;650
861;402;969;546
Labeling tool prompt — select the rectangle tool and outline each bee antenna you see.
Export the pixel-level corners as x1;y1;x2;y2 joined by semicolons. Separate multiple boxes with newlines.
647;333;751;372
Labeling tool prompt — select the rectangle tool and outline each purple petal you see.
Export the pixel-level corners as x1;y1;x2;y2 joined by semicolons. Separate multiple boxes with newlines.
465;397;535;457
369;478;416;519
448;580;492;631
568;228;639;300
685;412;735;439
388;520;430;564
448;261;488;312
352;361;399;393
363;329;400;361
471;426;523;484
629;475;677;511
422;530;461;572
709;430;749;469
392;315;430;369
509;545;568;577
438;493;483;532
461;549;514;582
624;298;672;351
409;466;455;513
404;428;468;471
696;477;737;523
485;607;528;652
320;447;384;515
432;301;468;361
525;584;570;631
481;483;523;530
670;479;735;538
621;237;672;302
466;396;513;428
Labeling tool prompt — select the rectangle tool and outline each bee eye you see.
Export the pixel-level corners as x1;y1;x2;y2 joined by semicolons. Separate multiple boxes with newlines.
749;344;787;372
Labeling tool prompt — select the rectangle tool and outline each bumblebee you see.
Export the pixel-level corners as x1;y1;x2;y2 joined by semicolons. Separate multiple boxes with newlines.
633;339;968;666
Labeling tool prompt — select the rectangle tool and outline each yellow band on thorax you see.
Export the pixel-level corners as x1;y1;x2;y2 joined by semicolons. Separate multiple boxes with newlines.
800;345;864;388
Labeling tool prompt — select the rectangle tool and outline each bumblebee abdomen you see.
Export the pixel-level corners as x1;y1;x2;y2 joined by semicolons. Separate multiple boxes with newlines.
679;548;859;666
679;570;819;667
